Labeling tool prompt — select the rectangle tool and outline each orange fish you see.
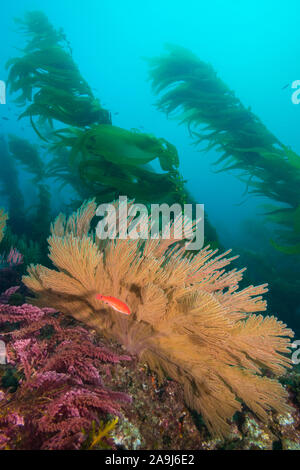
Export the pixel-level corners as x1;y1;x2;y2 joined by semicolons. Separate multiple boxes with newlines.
95;294;131;315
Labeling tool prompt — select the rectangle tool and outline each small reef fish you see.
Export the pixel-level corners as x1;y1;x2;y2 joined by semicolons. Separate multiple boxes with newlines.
95;294;131;315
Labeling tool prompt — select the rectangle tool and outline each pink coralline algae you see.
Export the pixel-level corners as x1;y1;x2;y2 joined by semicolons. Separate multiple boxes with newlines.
0;288;132;450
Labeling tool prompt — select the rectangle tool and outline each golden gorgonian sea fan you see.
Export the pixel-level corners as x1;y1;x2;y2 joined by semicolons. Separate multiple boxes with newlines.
23;199;294;437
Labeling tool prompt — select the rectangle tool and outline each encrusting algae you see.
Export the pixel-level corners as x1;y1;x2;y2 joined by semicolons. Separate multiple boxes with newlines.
23;199;295;438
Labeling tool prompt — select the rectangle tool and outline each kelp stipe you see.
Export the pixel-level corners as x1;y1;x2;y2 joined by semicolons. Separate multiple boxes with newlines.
23;200;294;438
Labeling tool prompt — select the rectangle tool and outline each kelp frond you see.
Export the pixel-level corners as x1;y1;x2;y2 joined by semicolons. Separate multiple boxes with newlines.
0;209;8;243
7;13;193;210
84;417;118;450
47;124;186;205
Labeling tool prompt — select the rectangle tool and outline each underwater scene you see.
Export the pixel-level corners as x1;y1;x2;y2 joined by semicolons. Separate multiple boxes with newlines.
0;0;300;452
